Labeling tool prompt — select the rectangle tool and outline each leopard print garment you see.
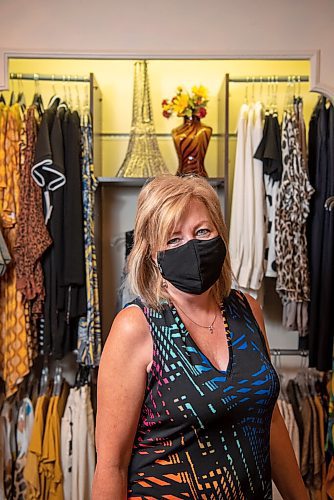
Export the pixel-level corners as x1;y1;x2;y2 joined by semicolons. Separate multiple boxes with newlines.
14;106;52;316
275;108;314;305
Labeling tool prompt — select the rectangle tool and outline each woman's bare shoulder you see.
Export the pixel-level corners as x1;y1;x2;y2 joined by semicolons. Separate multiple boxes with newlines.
102;304;151;362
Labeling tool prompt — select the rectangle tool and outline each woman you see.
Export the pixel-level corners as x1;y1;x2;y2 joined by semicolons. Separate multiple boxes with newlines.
92;174;307;499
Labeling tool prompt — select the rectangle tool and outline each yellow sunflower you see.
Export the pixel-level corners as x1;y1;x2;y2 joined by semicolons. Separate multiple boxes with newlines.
172;93;189;114
192;85;208;99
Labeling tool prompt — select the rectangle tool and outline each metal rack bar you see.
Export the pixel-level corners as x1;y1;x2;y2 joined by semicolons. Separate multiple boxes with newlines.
269;348;309;357
229;75;309;83
9;72;90;82
97;132;224;139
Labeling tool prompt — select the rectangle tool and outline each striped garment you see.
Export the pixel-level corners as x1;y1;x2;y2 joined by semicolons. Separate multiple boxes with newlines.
77;112;101;367
127;289;279;499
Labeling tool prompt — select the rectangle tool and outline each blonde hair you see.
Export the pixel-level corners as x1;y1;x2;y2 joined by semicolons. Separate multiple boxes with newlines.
127;174;232;310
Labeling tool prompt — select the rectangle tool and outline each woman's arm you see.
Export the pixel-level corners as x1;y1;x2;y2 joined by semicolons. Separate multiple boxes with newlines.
92;306;152;500
245;293;308;500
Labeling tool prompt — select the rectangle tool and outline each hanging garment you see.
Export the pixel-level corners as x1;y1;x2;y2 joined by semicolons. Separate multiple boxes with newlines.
0;225;11;276
254;110;283;279
312;395;327;499
127;289;280;499
282;301;309;337
40;383;69;500
1;399;18;499
62;110;86;323
61;389;76;500
263;175;279;277
315;103;334;370
13;397;34;500
300;397;313;485
327;363;334;499
238;104;256;288
229;103;248;283
327;363;334;452
275;108;314;338
250;101;266;290
0;103;8;211
230;103;266;292
286;379;304;451
309;396;322;490
308;99;334;371
273;398;300;500
0;104;30;398
295;97;308;173
61;384;95;500
77;114;102;366
14;106;52;316
24;393;50;499
278;399;300;465
31;100;65;357
287;402;300;466
115;230;137;315
42;105;66;357
31;98;65;198
254;110;283;182
0;414;6;499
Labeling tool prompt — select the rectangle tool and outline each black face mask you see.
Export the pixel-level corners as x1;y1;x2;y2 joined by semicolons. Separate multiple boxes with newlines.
157;236;226;295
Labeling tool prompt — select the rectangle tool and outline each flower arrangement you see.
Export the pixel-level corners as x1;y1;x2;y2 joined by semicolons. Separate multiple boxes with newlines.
162;85;209;119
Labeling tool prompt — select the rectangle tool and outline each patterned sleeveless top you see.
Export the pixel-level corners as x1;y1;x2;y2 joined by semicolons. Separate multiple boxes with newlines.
127;289;280;499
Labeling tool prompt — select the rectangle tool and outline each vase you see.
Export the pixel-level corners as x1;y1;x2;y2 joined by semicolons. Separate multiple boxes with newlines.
172;116;212;177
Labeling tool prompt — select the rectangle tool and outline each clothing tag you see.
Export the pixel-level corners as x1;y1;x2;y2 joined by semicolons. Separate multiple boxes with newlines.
44;190;53;225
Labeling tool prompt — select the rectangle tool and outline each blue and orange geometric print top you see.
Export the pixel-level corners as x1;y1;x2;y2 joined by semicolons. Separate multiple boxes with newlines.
127;289;280;499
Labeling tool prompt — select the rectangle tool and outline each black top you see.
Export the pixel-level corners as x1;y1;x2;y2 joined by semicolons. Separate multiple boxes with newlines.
254;112;283;182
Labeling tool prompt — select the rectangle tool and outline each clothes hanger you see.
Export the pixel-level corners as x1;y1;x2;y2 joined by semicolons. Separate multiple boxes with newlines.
62;75;69;107
297;75;301;100
67;75;74;109
294;367;309;399
9;76;16;106
251;77;255;104
265;76;271;114
74;77;81;112
16;74;26;113
75;365;91;388
273;350;288;403
52;363;63;396
39;355;49;396
48;75;62;109
272;76;279;117
244;76;249;105
80;81;91;126
31;74;45;116
325;195;334;210
259;76;263;103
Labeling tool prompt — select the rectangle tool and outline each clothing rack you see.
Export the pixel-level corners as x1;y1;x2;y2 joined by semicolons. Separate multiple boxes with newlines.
229;75;309;83
220;73;310;223
270;348;309;357
9;72;90;83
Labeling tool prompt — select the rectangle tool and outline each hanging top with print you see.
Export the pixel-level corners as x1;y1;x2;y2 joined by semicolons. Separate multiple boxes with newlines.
127;289;280;500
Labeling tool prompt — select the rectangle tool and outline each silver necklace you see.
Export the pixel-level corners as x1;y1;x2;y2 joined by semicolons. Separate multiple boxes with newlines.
175;303;218;334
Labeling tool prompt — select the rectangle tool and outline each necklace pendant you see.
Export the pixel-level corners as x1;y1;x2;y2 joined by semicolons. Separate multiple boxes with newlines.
209;325;213;334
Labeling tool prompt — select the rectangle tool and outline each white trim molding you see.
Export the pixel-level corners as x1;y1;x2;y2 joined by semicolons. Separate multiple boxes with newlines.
1;48;332;98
